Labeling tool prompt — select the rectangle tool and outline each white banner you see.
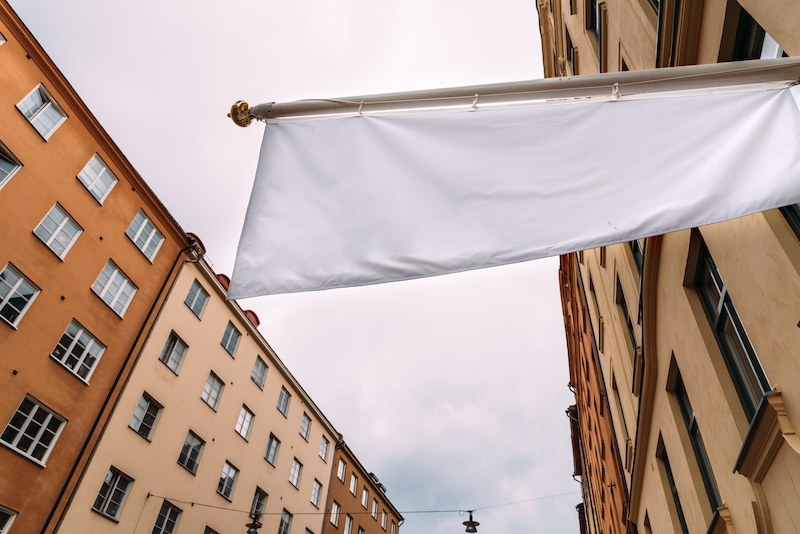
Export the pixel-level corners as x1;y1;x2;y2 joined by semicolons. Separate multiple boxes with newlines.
229;87;800;298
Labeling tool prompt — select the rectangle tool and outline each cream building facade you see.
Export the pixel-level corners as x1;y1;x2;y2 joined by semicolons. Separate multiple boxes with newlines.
539;0;800;532
57;249;339;534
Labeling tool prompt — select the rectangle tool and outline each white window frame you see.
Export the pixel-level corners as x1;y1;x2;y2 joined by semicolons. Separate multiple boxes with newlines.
0;505;17;534
126;210;164;262
0;31;6;45
16;84;67;140
372;499;378;519
251;487;267;519
221;322;241;356
235;405;254;440
311;479;322;507
201;372;224;410
217;461;238;500
277;386;291;416
330;501;340;527
391;521;396;534
337;459;346;481
382;511;387;530
251;356;268;388
91;260;137;317
159;332;188;374
50;320;105;382
178;431;204;474
92;467;133;521
278;510;293;534
289;458;303;487
345;514;353;534
153;501;181;534
0;396;65;465
362;487;369;508
319;435;330;461
34;203;82;259
265;434;280;466
184;280;209;318
0;263;40;328
350;473;358;496
0;140;22;191
77;154;118;204
129;393;162;441
300;413;312;441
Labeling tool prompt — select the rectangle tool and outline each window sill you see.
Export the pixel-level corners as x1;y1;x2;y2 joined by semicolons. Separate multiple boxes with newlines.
51;356;91;385
177;461;198;476
90;290;127;319
128;425;153;442
216;491;233;502
33;232;69;262
705;506;734;534
0;440;46;467
90;507;121;523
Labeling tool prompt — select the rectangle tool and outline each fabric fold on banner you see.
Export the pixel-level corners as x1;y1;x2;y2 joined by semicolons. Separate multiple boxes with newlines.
229;87;800;298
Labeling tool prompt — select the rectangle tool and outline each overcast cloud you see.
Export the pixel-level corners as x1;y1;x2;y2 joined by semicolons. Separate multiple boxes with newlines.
10;1;579;532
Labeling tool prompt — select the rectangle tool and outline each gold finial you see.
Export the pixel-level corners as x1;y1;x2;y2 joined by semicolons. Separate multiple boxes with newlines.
229;101;253;127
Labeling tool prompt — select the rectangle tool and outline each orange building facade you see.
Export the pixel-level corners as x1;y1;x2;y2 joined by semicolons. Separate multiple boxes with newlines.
322;442;403;534
0;2;191;532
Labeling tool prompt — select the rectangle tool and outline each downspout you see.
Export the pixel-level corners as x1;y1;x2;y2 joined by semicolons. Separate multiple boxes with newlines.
45;238;200;534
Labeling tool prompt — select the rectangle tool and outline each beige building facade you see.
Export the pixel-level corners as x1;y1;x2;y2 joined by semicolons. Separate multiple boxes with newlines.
539;0;800;532
57;251;340;534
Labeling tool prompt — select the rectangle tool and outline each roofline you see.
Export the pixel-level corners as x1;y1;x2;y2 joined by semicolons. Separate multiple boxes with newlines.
337;440;404;521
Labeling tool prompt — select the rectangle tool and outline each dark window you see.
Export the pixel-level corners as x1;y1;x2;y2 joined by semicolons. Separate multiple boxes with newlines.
566;30;577;74
780;204;800;241
586;0;599;40
616;277;638;359
659;446;689;534
695;240;769;420
732;8;765;61
674;374;722;512
629;239;644;275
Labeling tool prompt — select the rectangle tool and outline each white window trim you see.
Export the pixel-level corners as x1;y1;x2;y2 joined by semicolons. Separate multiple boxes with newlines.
92;467;133;520
17;84;67;140
0;504;17;534
50;320;105;383
201;372;224;410
34;203;83;260
221;322;241;356
0;263;40;329
0;31;6;46
251;357;268;388
129;393;162;441
330;501;340;526
311;479;322;507
0;140;23;191
277;386;291;416
92;261;137;317
77;154;118;204
159;332;188;375
126;210;164;262
300;413;311;441
184;280;209;319
350;473;358;495
0;395;65;466
337;459;346;481
217;461;238;500
289;458;303;487
265;434;280;466
319;435;330;462
235;405;254;440
178;431;204;474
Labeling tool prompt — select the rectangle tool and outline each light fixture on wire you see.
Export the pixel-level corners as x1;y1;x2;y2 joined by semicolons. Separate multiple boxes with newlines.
246;512;262;534
463;511;479;533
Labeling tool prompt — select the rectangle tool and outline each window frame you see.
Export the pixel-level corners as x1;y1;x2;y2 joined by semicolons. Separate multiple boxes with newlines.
128;393;162;441
372;499;378;519
345;514;353;534
278;510;293;534
153;501;181;534
780;204;800;241
311;479;322;507
77;153;118;204
221;322;241;357
0;505;17;534
300;412;312;441
330;501;340;527
0;140;23;191
184;280;209;319
251;356;268;388
16;84;67;140
381;511;387;530
362;487;369;508
319;435;330;461
0;395;65;465
0;263;40;329
337;459;346;481
91;467;133;521
289;458;303;488
217;461;239;501
50;319;105;382
177;431;204;475
201;372;224;410
658;443;689;534
34;203;83;259
235;405;255;441
251;487;268;520
91;260;137;317
277;386;291;416
159;331;188;375
265;433;281;466
350;473;358;496
125;209;165;262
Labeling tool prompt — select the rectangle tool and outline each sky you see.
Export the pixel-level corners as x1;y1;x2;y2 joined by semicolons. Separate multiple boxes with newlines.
10;1;580;532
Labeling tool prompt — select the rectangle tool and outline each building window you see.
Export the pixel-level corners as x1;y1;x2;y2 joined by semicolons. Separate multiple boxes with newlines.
34;203;82;259
311;479;322;507
159;332;188;374
616;277;637;359
674;373;721;511
277;387;291;416
0;505;16;533
265;434;280;466
0;396;64;464
780;204;800;241
217;461;238;500
330;501;340;526
250;488;267;519
629;239;644;275
0;263;39;328
184;280;209;318
382;511;387;530
359;528;365;534
205;528;220;534
350;473;358;496
235;405;254;440
391;521;396;534
290;458;303;487
0;141;22;190
92;261;137;316
17;84;66;140
251;357;268;388
585;0;599;40
659;444;689;534
221;322;241;356
319;435;329;461
278;510;293;534
77;154;118;203
51;320;105;381
92;468;132;520
0;31;5;45
695;240;769;420
337;459;346;481
300;413;312;441
566;30;577;74
372;499;378;519
126;210;164;262
201;372;224;410
129;393;162;441
178;431;204;474
345;514;353;534
153;501;181;534
362;487;369;508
